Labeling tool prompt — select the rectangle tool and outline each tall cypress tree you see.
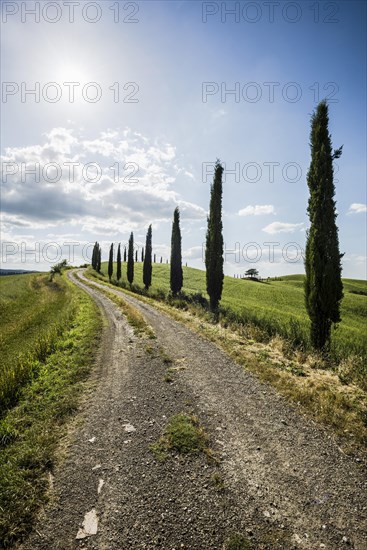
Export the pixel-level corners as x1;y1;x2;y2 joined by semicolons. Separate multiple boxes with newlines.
170;207;183;295
305;101;343;351
108;243;114;281
141;247;144;262
116;243;122;281
205;160;224;312
154;253;156;263
97;244;101;272
127;232;134;286
143;225;152;290
123;246;127;263
135;249;138;262
92;241;98;270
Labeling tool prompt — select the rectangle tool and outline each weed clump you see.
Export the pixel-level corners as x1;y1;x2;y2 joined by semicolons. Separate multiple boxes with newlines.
151;413;208;459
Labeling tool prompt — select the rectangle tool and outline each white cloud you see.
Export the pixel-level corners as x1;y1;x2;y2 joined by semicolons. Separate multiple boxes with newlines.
183;245;204;260
262;222;303;234
238;204;275;216
1;127;205;231
347;203;367;214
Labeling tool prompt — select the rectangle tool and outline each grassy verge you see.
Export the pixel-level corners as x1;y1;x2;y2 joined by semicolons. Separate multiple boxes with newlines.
84;268;367;451
0;275;101;548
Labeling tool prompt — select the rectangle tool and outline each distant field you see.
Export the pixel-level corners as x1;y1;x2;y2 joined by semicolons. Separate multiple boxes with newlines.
96;262;367;360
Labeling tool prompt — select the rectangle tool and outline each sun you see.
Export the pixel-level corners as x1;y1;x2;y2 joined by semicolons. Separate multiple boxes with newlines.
57;64;89;83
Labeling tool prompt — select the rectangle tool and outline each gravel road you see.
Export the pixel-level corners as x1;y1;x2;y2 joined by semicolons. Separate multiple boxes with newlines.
19;270;367;550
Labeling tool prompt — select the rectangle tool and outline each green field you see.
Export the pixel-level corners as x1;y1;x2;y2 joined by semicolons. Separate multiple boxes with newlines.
0;272;101;547
0;273;75;412
96;262;367;361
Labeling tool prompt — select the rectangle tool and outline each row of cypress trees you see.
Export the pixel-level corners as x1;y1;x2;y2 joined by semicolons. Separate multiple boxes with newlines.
93;101;342;353
106;208;184;296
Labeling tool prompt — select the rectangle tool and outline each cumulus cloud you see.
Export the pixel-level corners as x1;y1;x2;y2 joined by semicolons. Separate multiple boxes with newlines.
1;127;205;232
347;203;367;214
262;222;303;234
238;204;275;216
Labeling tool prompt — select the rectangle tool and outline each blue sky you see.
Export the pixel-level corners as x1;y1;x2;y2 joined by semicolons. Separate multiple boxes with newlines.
1;0;366;278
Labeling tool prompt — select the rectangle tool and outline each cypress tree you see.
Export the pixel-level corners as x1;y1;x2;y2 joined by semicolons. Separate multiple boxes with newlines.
170;207;183;295
154;253;156;263
143;225;152;290
305;101;343;351
123;246;127;263
141;247;144;262
116;243;122;281
135;249;138;262
205;159;224;312
92;241;98;270
160;256;163;264
108;243;113;281
97;244;101;272
127;232;134;286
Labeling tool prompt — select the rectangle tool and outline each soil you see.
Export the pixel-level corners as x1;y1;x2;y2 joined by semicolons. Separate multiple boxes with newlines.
18;270;367;550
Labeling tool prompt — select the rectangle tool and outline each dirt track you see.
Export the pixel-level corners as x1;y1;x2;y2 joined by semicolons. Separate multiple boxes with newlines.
19;270;367;550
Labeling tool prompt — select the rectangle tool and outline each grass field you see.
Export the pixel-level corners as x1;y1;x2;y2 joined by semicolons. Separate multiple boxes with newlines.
95;262;367;363
0;272;76;413
0;272;101;547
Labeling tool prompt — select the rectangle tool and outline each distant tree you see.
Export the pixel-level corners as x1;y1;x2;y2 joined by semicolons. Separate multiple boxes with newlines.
143;225;152;290
170;207;183;296
135;249;138;262
141;247;144;262
123;246;127;263
50;259;68;281
160;256;163;263
127;232;134;286
116;243;122;281
305;100;344;351
205;160;224;312
245;268;259;279
108;243;113;281
154;253;156;263
97;244;101;272
92;241;98;270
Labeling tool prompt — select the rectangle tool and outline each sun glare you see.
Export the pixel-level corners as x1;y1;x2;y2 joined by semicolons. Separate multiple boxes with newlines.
57;64;89;83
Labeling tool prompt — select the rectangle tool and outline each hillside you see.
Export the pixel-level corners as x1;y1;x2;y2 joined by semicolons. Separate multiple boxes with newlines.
97;263;367;360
